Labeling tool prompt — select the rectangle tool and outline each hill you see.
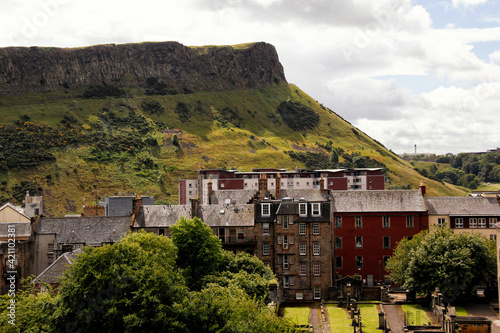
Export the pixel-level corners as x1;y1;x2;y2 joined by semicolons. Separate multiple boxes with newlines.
0;42;468;216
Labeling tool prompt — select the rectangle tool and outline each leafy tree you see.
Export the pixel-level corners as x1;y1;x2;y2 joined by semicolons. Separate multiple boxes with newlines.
170;217;224;290
173;284;296;333
468;180;478;189
387;228;496;302
53;231;187;332
276;100;319;131
330;149;339;166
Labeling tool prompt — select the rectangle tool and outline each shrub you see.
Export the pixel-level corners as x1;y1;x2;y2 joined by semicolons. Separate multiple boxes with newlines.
276;100;319;131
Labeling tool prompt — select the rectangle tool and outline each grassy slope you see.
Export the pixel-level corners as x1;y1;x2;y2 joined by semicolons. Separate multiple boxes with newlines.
0;83;468;216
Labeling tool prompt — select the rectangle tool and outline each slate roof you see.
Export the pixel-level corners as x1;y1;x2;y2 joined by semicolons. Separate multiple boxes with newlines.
37;216;131;246
331;190;427;213
35;249;83;284
198;204;254;227
280;189;327;202
0;222;31;240
210;190;256;205
427;196;500;216
133;205;192;228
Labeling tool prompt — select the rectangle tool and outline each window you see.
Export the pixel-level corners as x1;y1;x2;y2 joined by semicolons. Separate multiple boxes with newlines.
383;236;390;249
283;216;288;229
335;236;342;249
313;286;321;299
312;203;321;216
478;218;486;228
437;218;446;227
262;203;271;216
383;216;390;228
283;276;289;288
263;243;270;256
355;216;362;228
158;228;165;236
313;262;321;276
490;234;497;241
383;256;390;268
289;235;294;245
356;256;363;269
289;215;294;225
300;262;307;276
283;255;289;269
220;183;225;188
335;216;342;228
455;218;463;228
406;216;414;228
296;292;304;300
355;236;363;249
336;256;343;269
299;242;306;255
299;203;307;216
238;233;244;240
263;223;270;235
313;223;320;235
469;218;477;228
277;215;282;224
299;223;306;235
489;218;497;228
313;242;320;255
277;235;282;245
283;235;289;249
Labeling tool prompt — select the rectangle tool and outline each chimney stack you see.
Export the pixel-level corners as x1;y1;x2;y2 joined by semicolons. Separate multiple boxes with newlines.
276;173;281;199
419;180;426;196
207;177;213;205
132;194;143;215
320;174;325;194
259;174;268;199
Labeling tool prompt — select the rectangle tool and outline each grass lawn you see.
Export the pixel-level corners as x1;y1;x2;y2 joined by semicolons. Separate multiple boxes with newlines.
401;304;431;326
327;305;354;333
358;304;380;333
283;306;310;326
454;306;468;317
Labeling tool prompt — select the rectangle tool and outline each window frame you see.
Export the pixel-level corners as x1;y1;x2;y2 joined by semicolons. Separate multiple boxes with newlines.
312;223;320;235
455;218;463;228
299;203;307;216
489;218;497;228
261;203;271;216
335;216;342;228
469;218;477;228
383;216;390;228
313;262;321;276
311;203;321;216
313;286;321;299
262;222;270;235
355;256;363;269
299;242;306;256
262;243;270;256
335;236;342;249
336;256;343;269
355;216;362;228
406;216;414;228
383;236;390;249
299;223;306;235
355;236;363;249
313;242;320;255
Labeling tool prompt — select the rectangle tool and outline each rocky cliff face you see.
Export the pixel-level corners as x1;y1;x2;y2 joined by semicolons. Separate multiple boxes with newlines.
0;41;287;95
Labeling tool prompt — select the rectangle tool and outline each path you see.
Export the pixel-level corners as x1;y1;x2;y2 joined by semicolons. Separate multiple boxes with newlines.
384;304;404;333
309;302;323;332
463;302;500;333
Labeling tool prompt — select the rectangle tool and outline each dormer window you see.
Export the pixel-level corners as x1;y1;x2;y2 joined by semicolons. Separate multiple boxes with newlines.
312;203;320;216
299;203;307;216
261;203;271;216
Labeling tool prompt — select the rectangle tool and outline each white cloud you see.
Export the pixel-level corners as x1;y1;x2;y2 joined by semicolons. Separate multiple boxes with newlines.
452;0;488;8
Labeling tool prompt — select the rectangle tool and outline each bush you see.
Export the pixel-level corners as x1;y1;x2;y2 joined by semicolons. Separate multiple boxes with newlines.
81;85;126;99
276;100;319;131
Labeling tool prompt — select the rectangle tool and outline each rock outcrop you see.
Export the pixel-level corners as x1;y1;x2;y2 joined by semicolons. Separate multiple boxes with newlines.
0;41;287;95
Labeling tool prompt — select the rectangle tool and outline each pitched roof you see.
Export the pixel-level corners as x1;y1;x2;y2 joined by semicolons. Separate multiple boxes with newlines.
331;190;427;213
37;216;131;246
210;190;256;205
35;249;82;284
133;205;192;228
198;204;254;227
0;222;31;240
427;196;500;216
0;202;30;222
280;189;327;202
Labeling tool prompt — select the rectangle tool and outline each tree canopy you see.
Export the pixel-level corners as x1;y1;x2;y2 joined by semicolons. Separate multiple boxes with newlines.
386;228;496;302
0;221;294;332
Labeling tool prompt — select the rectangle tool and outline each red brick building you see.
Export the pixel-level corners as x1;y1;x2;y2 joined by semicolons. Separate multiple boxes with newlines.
331;190;428;285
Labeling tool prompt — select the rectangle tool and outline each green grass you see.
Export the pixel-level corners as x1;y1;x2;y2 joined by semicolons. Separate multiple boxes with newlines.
401;304;431;326
358;304;380;333
454;306;468;317
283;306;310;326
476;182;500;191
327;305;353;333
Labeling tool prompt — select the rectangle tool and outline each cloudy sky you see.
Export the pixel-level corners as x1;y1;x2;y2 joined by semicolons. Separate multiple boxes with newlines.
1;0;500;154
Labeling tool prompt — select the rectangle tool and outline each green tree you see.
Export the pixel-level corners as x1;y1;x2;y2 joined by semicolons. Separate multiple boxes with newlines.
387;228;496;302
173;284;297;333
52;231;187;333
170;217;224;290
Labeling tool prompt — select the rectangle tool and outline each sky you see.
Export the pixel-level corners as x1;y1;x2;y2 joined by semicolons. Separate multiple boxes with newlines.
1;0;500;155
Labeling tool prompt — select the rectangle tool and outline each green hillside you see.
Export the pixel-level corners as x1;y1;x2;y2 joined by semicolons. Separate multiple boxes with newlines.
0;82;468;216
